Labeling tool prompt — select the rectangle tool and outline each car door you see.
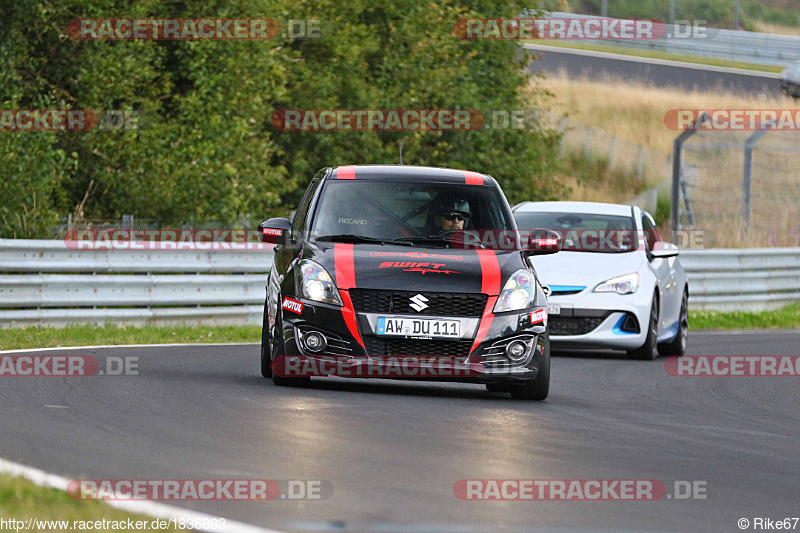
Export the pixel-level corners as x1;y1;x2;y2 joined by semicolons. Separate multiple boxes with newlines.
642;212;678;336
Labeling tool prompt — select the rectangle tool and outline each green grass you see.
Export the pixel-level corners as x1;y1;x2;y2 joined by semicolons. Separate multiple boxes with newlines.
525;41;785;73
0;324;261;351
0;474;181;531
690;303;800;330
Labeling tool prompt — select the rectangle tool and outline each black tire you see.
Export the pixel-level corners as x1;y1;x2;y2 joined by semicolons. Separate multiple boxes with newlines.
509;334;550;401
628;294;659;361
658;289;688;356
270;309;311;387
260;297;272;378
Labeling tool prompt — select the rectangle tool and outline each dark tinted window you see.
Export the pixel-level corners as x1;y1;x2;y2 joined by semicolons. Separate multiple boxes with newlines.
515;211;636;253
310;179;514;241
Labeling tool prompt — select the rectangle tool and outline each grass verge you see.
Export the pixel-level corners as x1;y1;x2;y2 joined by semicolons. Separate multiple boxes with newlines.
524;41;785;73
0;324;261;351
690;303;800;330
0;474;181;531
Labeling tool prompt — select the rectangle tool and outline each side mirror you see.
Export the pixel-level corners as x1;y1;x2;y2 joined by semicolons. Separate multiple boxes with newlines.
259;217;292;245
526;229;561;256
648;241;679;260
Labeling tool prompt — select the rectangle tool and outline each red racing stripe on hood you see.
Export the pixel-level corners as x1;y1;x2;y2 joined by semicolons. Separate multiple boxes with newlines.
336;165;357;179
470;249;501;354
334;243;363;347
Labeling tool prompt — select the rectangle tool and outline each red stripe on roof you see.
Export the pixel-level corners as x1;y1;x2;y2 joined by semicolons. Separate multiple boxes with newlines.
464;171;484;185
337;166;357;180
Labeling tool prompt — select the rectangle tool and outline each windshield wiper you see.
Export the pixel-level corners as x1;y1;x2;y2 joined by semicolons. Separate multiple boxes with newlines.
394;235;450;247
314;234;414;246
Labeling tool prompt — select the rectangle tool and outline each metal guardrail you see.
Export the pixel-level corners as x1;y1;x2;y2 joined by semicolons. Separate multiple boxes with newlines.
681;248;800;311
546;12;800;67
1;240;798;326
0;239;272;328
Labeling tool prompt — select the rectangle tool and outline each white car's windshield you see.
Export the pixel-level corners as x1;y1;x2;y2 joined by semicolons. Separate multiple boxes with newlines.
516;211;637;253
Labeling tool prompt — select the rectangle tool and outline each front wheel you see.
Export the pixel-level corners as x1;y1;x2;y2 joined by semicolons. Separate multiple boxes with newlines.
260;298;272;378
270;310;311;387
628;294;659;361
658;289;688;356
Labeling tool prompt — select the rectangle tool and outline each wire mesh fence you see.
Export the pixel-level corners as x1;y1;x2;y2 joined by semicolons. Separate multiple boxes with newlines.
679;129;800;248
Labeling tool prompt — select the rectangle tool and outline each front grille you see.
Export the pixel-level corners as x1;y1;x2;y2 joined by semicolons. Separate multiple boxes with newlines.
349;289;487;317
363;336;473;357
549;317;605;336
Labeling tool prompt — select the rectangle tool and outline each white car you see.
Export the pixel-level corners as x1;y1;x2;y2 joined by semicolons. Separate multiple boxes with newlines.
513;201;688;360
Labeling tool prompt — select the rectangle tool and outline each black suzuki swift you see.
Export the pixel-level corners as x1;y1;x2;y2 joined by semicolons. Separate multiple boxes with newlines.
259;165;559;400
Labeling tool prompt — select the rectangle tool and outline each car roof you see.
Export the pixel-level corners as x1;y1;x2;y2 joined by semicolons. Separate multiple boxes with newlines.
325;165;492;185
513;201;636;217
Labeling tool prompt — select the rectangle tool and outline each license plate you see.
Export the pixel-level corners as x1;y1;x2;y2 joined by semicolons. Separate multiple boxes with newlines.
376;317;460;338
547;304;561;315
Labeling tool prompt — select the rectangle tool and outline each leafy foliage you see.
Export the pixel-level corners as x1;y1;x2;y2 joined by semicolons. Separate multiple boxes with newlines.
1;0;562;237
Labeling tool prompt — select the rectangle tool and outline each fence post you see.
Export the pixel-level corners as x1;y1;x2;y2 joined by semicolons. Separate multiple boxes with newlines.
558;117;567;158
584;128;592;158
637;145;645;180
608;135;616;168
671;113;708;241
741;128;771;235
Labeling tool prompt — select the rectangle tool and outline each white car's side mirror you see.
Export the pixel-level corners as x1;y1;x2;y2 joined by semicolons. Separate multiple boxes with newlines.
649;241;679;259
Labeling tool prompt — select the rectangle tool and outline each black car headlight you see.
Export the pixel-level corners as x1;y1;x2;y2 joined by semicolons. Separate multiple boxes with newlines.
295;260;343;306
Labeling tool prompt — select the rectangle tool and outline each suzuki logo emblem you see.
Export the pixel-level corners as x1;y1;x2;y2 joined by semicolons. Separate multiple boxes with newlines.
409;294;429;312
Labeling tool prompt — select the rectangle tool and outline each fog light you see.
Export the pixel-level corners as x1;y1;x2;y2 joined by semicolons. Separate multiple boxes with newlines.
506;340;528;361
305;332;327;353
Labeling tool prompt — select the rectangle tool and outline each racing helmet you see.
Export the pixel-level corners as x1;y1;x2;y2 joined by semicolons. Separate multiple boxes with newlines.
435;197;471;217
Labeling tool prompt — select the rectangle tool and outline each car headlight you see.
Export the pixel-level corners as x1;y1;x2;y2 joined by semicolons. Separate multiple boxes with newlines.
594;273;639;295
493;269;536;313
296;260;343;306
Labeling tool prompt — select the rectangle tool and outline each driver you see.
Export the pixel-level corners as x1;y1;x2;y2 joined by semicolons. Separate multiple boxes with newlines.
431;197;471;234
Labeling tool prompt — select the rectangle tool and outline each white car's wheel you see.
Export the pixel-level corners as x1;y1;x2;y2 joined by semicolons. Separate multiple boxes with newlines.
628;294;659;361
658;289;688;356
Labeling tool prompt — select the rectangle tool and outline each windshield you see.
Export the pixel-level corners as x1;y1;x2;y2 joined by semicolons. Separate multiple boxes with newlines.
515;211;637;253
309;179;515;245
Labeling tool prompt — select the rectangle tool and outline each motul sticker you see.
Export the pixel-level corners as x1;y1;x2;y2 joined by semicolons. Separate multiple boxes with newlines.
282;297;304;314
262;228;283;236
530;308;548;326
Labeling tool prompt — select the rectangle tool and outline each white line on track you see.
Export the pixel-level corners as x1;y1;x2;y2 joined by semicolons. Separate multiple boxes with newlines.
522;43;783;78
0;342;259;354
0;457;283;533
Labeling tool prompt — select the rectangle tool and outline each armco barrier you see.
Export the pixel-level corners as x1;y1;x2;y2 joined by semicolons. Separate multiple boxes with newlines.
680;248;800;311
1;240;799;327
542;12;800;68
0;239;272;328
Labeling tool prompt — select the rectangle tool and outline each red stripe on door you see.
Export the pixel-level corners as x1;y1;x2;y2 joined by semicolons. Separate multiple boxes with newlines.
464;171;484;185
337;166;357;180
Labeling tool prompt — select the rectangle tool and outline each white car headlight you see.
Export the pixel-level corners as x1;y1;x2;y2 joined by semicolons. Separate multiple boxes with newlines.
594;273;639;295
296;260;343;306
493;269;536;313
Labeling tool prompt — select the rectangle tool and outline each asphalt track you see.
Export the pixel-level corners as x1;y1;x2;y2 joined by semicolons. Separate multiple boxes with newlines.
525;44;784;97
1;331;799;532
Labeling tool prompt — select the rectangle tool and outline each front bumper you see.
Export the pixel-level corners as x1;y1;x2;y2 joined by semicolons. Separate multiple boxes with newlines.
274;294;548;383
547;292;650;350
